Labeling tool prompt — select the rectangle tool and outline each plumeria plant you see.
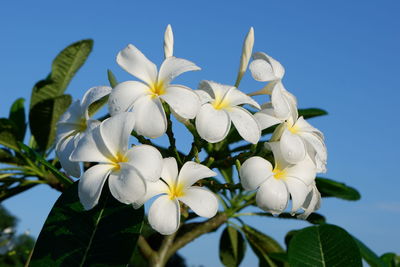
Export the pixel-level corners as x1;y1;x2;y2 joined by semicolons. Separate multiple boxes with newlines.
1;25;398;267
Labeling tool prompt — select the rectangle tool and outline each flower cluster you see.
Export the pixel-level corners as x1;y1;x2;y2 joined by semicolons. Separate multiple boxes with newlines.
55;25;327;234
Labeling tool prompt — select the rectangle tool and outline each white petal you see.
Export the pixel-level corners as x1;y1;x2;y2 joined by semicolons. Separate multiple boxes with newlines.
161;85;200;119
240;156;273;191
132;179;169;209
81;86;112;118
108;163;146;204
271;82;291;120
280;128;306;164
70;126;112;163
266;141;289;169
195;103;231;143
285;155;316;186
195;90;213;105
199;80;231;100
116;44;157;85
56;135;81;177
256;178;289;215
249;58;276;82
58;101;82;124
158;57;200;85
284;177;310;213
108;81;148;116
178;161;217;188
254;106;282;130
125;145;163;182
133;96;167;138
228;107;261;144
178;186;218;217
299;183;321;219
164;24;174;58
148;195;180;235
226;88;260;109
252;52;285;80
300;132;327;165
161;157;179;186
282;89;298;122
295;117;323;137
99;112;135;159
78;164;112;210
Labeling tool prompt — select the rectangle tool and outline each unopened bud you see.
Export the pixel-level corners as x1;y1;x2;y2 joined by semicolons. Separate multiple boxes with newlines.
235;27;254;87
164;24;174;58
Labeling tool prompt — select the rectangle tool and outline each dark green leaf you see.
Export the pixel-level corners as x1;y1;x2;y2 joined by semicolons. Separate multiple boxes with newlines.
30;181;144;267
316;177;361;200
244;212;326;225
0;148;19;165
298;108;328;119
29;94;72;151
107;69;118;88
353;237;387;267
30;39;93;108
0;118;19;151
219;226;246;267
9;98;26;141
288;224;362;267
242;225;285;267
380;253;400;267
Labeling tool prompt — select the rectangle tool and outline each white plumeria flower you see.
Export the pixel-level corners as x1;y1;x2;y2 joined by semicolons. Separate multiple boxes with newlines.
298;182;321;219
278;116;327;173
239;142;316;215
253;82;298;130
70;112;163;210
56;86;111;177
108;44;201;138
133;158;218;235
195;80;261;144
164;24;174;58
249;51;285;95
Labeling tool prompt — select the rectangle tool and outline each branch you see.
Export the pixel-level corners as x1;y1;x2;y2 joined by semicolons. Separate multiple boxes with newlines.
166;212;228;259
137;235;155;260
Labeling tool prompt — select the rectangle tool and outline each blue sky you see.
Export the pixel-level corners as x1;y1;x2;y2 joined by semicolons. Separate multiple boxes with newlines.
1;0;399;265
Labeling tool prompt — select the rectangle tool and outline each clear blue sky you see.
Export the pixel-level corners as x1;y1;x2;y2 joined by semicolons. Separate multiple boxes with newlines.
1;0;399;266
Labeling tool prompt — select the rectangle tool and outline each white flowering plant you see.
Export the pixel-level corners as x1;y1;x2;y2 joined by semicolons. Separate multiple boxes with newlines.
0;25;394;267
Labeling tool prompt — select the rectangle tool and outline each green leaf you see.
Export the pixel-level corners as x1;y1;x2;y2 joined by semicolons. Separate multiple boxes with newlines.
298;108;328;119
30;39;93;108
29;94;72;151
18;142;72;186
0;148;22;165
380;253;400;267
30;181;144;267
9;98;26;141
242;225;285;267
353;237;387;267
288;224;362;267
0;118;19;151
107;69;118;88
219;226;246;267
316;177;361;200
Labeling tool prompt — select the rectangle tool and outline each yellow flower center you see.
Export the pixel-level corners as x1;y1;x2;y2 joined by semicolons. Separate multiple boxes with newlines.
272;166;286;180
149;80;166;98
111;152;128;171
168;182;185;200
212;94;231;110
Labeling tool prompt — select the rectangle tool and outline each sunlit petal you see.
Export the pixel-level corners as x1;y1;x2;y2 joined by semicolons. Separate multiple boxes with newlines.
56;135;81;178
148;195;180;235
125;145;163;182
256;178;289;215
178;161;217;188
158;57;200;85
195;103;230;143
81;86;112;118
285;177;309;213
178;186;218;217
116;44;158;85
228;106;260;144
160;157;179;186
78;164;113;210
133;95;167;138
161;85;200;119
240;156;273;191
108;81;148;116
280;128;306;164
